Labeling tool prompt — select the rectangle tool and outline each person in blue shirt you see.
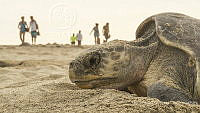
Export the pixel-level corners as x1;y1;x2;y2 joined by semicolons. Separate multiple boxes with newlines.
18;16;28;44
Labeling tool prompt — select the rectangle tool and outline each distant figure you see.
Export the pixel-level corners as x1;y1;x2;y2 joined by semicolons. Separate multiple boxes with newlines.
90;23;100;44
18;16;28;44
103;23;110;42
76;30;83;46
70;33;77;46
29;16;39;45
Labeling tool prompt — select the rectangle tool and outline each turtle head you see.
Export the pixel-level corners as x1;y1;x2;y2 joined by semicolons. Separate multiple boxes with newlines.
69;40;149;90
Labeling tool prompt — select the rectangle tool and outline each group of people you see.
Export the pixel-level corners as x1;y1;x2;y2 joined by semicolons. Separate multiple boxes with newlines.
90;23;110;44
70;23;110;46
18;16;110;46
70;30;83;46
18;16;40;45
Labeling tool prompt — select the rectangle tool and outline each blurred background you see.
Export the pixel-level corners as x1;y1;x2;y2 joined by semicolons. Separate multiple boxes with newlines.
1;0;200;45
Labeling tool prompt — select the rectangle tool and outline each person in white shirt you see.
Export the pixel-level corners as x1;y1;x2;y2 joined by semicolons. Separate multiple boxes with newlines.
29;16;39;45
76;30;83;46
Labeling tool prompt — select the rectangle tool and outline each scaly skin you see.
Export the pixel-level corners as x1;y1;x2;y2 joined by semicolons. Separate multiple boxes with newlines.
69;39;158;90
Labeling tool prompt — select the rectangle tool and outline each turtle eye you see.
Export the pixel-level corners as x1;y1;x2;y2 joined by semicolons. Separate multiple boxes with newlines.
89;54;101;67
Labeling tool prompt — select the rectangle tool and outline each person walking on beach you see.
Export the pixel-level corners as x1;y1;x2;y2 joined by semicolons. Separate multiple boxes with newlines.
18;16;28;44
70;33;77;46
76;30;83;46
103;23;110;42
90;23;100;44
29;16;39;45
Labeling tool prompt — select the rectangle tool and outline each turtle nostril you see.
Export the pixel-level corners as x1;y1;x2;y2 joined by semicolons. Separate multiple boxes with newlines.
69;60;79;69
70;62;73;67
69;62;75;69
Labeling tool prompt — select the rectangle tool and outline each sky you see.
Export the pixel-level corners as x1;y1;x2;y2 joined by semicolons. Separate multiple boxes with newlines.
1;0;200;45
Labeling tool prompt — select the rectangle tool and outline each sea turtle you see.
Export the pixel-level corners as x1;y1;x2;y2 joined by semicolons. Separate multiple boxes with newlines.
69;13;200;104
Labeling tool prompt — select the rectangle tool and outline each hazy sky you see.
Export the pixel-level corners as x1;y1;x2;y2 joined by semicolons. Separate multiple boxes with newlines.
1;0;200;45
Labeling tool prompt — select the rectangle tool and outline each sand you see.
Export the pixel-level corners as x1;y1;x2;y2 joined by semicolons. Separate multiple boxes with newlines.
0;44;199;113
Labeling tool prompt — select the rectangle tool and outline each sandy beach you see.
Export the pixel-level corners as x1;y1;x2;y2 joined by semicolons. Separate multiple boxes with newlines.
0;44;199;113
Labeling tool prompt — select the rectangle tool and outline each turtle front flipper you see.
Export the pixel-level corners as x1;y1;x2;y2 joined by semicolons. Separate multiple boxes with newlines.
133;41;197;103
147;82;193;103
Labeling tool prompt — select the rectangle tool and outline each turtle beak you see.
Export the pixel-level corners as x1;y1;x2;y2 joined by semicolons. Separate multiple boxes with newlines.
69;59;101;82
69;51;102;82
69;60;97;89
69;60;82;83
69;68;76;83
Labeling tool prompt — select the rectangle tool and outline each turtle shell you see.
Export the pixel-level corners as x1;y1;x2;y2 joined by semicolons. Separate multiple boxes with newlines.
136;12;200;100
